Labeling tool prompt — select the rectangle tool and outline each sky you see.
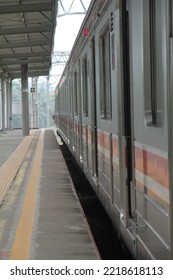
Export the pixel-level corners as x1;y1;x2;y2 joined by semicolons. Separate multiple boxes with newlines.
49;0;92;87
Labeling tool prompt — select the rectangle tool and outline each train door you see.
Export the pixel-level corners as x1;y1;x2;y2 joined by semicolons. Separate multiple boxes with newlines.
89;38;98;183
123;0;136;219
169;0;173;259
118;0;136;254
81;48;89;171
73;61;82;161
126;0;169;259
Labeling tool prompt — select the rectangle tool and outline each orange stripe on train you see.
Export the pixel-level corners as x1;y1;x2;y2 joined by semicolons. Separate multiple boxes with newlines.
134;145;169;189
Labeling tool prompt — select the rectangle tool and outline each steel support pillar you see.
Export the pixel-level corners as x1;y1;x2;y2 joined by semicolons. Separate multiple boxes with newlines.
6;77;11;130
0;76;2;131
21;64;29;136
31;77;39;129
1;73;5;131
46;76;50;128
9;79;12;130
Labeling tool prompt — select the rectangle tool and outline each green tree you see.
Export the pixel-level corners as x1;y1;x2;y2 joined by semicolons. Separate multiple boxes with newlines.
12;79;21;102
37;77;55;128
12;77;56;128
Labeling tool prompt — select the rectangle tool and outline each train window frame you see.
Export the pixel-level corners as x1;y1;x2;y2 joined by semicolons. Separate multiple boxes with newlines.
144;0;163;128
82;54;88;117
74;71;78;116
99;23;112;120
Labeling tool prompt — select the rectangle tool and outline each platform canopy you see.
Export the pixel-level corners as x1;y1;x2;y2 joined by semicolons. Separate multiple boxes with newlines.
0;0;57;79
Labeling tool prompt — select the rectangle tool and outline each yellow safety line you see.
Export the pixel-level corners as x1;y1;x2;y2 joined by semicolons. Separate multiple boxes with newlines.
0;130;37;205
9;129;44;260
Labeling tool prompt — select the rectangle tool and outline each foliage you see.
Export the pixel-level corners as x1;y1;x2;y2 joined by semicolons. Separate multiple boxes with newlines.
12;79;21;102
37;77;55;128
12;77;56;128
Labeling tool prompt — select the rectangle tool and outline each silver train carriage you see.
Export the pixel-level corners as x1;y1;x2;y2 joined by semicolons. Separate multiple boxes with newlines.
54;0;173;259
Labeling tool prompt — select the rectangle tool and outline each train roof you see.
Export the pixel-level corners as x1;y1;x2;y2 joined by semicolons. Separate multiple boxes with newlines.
57;0;110;86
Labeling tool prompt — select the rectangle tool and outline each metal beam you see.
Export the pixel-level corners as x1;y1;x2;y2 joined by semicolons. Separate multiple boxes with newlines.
57;12;86;17
4;66;48;72
0;3;53;14
11;70;49;79
1;57;50;66
0;39;50;49
0;24;52;36
57;0;87;17
28;70;49;77
0;51;49;59
52;51;70;66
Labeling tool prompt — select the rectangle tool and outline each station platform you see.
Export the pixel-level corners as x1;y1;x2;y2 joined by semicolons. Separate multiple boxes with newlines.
0;128;100;260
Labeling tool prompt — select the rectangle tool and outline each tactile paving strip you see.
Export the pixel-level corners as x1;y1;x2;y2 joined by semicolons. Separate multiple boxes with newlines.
0;130;37;205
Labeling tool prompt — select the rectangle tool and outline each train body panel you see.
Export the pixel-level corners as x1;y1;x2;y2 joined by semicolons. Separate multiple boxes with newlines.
54;0;173;259
128;0;170;259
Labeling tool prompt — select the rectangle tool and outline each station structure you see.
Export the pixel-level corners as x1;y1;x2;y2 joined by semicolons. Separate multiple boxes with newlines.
0;0;88;135
0;0;57;136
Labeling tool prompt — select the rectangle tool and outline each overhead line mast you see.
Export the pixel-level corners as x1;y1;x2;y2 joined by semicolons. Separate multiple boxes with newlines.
57;0;87;17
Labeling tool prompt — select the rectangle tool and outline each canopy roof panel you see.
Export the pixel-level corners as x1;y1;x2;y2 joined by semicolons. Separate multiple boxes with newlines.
0;0;57;79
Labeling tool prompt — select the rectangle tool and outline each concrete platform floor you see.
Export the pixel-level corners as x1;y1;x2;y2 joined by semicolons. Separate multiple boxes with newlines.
0;129;99;260
0;130;24;166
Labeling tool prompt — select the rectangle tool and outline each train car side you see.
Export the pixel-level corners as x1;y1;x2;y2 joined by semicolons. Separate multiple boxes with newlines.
54;0;173;259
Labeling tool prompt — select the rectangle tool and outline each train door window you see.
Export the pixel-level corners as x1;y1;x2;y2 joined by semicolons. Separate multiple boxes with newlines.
70;74;74;118
99;24;112;119
82;55;88;117
74;71;78;116
144;0;163;127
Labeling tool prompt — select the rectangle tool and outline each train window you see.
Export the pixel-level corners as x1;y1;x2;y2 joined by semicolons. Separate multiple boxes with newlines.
74;71;78;116
144;0;163;127
99;24;112;120
82;55;88;117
